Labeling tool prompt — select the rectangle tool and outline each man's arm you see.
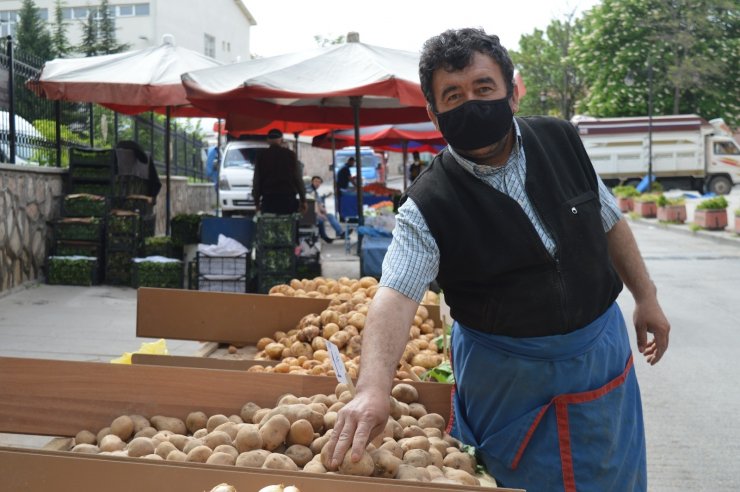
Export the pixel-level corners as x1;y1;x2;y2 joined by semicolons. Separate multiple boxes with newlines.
607;218;670;364
252;162;261;211
325;287;418;467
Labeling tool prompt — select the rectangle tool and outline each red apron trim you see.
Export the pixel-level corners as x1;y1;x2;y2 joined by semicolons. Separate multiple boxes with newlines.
445;344;456;435
556;401;577;492
511;403;551;469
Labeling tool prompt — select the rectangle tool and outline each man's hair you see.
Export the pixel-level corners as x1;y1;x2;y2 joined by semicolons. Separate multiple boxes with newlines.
311;175;323;182
419;28;515;112
412;151;420;159
346;157;355;163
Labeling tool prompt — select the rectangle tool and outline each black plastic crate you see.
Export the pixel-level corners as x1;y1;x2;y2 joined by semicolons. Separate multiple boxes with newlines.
140;215;156;239
170;214;202;246
197;252;250;278
255;214;298;247
47;256;99;286
108;211;140;235
196;276;248;293
69;165;114;181
105;251;134;286
132;259;184;289
55;240;102;258
257;273;294;294
142;236;181;259
69;181;112;197
55;218;104;241
69;147;115;168
63;194;107;217
296;253;322;279
256;246;297;273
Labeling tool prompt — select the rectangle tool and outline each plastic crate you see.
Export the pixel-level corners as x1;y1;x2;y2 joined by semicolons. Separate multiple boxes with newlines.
170;215;202;245
142;236;180;259
197;252;249;278
105;251;134;286
55;240;102;258
110;195;154;216
296;252;322;279
256;246;296;273
114;175;150;197
257;273;294;294
132;259;184;289
46;256;99;286
256;214;298;247
63;194;107;217
196;276;248;293
69;181;112;196
108;211;140;235
69;147;115;168
69;165;114;181
55;218;103;241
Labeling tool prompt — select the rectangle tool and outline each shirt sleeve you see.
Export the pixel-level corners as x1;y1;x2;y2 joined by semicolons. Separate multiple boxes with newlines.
379;198;440;303
597;175;622;232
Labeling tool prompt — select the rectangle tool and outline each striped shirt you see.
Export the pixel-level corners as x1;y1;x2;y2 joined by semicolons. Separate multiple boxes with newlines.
380;119;623;303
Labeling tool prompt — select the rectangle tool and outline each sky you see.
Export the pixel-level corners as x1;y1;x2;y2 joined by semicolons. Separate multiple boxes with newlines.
245;0;603;58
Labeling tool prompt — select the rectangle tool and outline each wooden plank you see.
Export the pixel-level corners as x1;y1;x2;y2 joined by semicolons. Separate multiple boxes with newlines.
0;448;525;492
0;357;452;438
131;353;278;370
41;437;74;451
136;288;330;344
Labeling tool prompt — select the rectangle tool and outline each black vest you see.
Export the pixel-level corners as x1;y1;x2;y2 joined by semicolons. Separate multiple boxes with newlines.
405;116;622;337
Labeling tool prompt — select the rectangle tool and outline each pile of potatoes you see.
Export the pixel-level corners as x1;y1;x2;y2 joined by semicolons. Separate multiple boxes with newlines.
69;383;488;487
252;279;445;379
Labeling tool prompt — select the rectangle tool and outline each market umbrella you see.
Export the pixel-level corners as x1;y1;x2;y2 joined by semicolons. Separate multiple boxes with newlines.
31;35;223;234
183;32;429;225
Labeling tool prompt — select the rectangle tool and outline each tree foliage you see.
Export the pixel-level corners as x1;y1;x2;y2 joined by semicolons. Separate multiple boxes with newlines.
510;13;585;120
313;34;346;47
15;0;53;61
79;10;99;56
97;0;128;54
51;0;70;57
572;0;739;127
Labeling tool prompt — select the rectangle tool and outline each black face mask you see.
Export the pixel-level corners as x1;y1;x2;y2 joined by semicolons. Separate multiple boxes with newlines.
435;97;514;151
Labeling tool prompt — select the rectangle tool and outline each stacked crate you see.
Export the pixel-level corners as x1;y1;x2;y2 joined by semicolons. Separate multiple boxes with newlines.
255;214;298;294
48;213;105;286
68;148;115;196
195;252;250;292
105;210;141;285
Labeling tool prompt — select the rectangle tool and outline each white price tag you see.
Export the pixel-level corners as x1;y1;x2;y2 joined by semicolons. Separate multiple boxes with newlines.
325;340;349;385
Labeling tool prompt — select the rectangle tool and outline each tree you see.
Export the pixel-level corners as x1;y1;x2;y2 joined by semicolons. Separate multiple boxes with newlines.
51;0;70;58
572;0;739;127
15;0;53;61
79;9;99;56
314;34;346;47
96;0;128;54
510;13;585;120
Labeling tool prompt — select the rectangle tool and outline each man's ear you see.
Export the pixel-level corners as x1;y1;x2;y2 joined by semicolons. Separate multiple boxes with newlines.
510;82;520;114
427;104;440;131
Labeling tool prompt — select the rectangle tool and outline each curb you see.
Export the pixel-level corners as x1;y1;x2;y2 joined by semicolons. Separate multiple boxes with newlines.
628;216;740;248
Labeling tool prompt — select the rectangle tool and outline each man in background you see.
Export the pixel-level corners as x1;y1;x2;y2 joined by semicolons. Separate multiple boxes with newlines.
252;129;307;214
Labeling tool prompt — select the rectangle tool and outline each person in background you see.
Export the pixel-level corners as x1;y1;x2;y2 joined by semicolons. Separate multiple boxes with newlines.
310;176;345;243
408;151;426;182
336;157;356;191
252;128;307;215
205;145;219;191
325;27;669;491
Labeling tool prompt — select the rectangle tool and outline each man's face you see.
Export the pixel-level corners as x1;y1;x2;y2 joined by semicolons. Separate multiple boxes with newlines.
427;52;519;162
312;178;322;189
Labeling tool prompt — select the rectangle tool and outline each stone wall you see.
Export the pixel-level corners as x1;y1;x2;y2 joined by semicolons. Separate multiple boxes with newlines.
0;164;65;293
0;165;216;294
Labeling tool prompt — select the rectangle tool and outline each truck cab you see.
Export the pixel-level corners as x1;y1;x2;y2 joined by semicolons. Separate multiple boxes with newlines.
217;140;268;217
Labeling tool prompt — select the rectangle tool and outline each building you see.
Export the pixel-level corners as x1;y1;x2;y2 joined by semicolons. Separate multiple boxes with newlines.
0;0;256;63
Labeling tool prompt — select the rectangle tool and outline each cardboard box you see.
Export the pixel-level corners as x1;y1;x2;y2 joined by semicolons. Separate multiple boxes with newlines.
0;357;524;491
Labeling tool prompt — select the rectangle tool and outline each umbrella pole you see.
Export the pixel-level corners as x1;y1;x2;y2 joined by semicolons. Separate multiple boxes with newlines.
165;106;172;236
216;118;222;217
331;131;338;216
402;140;408;192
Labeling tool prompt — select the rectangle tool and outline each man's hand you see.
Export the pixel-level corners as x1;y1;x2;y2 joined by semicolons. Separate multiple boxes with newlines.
325;388;389;469
633;298;670;365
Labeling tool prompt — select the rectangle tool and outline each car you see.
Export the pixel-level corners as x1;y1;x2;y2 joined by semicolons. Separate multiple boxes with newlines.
0;111;48;165
333;147;384;185
217;140;268;217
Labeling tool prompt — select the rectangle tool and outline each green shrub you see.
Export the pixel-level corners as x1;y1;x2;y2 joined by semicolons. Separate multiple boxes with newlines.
657;195;685;207
635;193;661;203
612;185;640;198
696;196;728;210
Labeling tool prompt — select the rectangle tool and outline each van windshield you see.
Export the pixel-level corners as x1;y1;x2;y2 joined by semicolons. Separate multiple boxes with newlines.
224;148;261;169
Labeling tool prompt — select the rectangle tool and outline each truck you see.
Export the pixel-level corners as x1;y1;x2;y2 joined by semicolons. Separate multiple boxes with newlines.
572;114;740;194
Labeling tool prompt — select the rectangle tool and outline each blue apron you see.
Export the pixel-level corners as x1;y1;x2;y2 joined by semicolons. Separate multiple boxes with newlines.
449;303;646;491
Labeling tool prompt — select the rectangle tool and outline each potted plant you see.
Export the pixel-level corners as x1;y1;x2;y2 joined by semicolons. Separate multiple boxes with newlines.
612;185;640;212
694;196;729;230
634;193;660;218
656;195;687;224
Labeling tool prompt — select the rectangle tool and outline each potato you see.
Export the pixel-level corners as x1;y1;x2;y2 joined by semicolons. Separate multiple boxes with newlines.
401;435;429;452
443;467;480;486
203;430;232;450
169;434;190;451
129;414;151;433
303;460;327;473
402;425;426;439
134;426;157;439
371;449;401;479
428;447;444;468
308;402;328;415
408;403;428;419
322;323;340;338
240;402;261;423
96;426;112;444
391;383;419;404
443;451;475;474
259;414;291;451
347;312;366;330
235;449;270;468
379;439;404;459
252;408;271;424
214;421;239;440
150;415;186;435
397;415;418;429
206;451;237;466
206;414;229;433
288;419;315;447
423;427;443;439
328;330;350;349
262;452;299;471
75;430;96;446
403;448;431;468
109;415;135;441
309;432;332;455
337;449;374;476
183;438;205;454
99;434;125;453
427;464;445;480
127;437;155;458
442;434;462;449
235;424;262;453
166;449;187;461
285;444;313;467
395;463;427;481
155;441;178;459
428;437;449;456
256;337;275;351
142;454;163;460
186;411;208;434
265;342;286;359
213;445;239;460
185;445;212;463
72;443;99;454
151;431;173;448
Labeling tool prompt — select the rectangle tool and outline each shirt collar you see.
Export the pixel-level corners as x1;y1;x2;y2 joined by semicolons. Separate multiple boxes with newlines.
448;118;522;178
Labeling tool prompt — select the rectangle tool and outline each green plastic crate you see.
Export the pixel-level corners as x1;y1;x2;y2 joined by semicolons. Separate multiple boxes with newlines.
47;256;99;286
63;194;107;217
132;259;183;289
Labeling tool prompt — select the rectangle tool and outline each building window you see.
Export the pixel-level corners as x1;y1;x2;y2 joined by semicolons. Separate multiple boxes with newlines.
134;4;150;16
118;5;134;16
0;9;48;37
204;33;215;58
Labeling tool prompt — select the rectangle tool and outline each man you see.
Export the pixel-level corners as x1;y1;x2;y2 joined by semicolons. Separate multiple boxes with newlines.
336;157;356;191
252;129;307;215
408;151;426;182
326;28;670;491
204;145;219;191
310;176;345;243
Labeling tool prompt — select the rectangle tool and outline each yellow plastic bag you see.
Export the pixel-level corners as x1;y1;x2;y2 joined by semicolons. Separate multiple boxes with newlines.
111;338;169;364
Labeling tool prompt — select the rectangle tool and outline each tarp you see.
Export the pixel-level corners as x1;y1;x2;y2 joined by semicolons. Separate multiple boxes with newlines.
311;121;445;149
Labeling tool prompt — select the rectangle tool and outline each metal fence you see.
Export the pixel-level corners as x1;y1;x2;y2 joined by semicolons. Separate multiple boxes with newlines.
0;37;206;181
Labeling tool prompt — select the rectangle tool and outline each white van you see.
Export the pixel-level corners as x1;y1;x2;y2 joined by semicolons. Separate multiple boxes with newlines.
0;111;47;165
218;140;268;217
